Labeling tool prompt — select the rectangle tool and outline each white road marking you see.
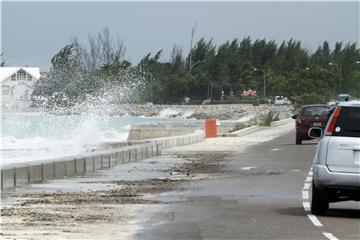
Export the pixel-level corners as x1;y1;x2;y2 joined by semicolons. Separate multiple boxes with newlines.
323;232;339;240
302;167;339;240
271;148;280;151
307;214;323;227
291;169;301;172
302;201;310;211
303;183;311;190
302;191;309;200
241;167;257;170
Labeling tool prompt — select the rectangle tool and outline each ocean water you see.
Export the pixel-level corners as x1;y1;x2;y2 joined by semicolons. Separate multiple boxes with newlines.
1;113;195;165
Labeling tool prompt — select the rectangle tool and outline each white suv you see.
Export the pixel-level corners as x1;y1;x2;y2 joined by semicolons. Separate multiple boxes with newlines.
309;100;360;215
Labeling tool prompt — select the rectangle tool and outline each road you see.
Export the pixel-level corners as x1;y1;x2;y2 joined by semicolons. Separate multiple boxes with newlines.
134;127;360;240
1;123;359;239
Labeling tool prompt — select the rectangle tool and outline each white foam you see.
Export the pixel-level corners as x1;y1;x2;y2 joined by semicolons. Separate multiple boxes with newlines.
182;111;194;119
158;108;179;118
158;108;194;119
1;114;130;165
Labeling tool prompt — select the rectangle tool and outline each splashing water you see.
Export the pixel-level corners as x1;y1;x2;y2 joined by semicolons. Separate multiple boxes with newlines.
0;69;147;165
32;68;148;116
1;69;196;165
158;108;180;118
1;114;131;165
158;108;194;119
1;112;197;165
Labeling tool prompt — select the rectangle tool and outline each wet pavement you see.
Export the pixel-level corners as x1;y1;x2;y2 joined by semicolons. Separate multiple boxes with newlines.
1;122;359;239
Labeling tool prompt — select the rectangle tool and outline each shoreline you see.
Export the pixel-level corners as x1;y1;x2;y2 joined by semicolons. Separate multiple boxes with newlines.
2;103;293;120
1;104;293;169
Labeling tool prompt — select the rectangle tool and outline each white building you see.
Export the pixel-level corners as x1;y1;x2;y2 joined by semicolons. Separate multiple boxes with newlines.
1;67;41;109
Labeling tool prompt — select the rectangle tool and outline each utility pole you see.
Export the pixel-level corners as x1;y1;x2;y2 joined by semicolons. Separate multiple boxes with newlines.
253;68;266;100
263;70;266;100
189;22;197;72
329;62;342;93
151;76;153;103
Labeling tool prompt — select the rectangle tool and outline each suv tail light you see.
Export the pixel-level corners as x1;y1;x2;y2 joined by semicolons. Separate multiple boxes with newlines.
325;106;342;136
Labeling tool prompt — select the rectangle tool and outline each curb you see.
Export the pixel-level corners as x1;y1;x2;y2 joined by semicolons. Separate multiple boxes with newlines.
222;118;294;137
270;118;294;127
221;125;260;137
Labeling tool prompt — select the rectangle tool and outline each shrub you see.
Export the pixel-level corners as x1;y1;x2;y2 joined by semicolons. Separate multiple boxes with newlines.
260;111;279;126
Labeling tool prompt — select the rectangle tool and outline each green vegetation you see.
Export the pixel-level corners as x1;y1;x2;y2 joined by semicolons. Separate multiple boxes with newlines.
33;28;360;106
231;123;247;132
260;111;280;126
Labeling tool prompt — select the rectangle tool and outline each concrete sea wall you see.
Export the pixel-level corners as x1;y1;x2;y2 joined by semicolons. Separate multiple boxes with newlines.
0;131;205;190
128;123;200;141
127;122;239;141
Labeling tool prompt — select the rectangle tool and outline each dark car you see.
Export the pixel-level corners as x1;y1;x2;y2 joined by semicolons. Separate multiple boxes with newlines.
292;105;329;144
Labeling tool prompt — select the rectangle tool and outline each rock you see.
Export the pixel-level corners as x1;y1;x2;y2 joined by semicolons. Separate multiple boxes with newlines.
36;103;293;121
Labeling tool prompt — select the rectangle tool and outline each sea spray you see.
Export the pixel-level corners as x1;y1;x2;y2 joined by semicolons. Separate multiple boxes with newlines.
1;67;149;164
158;108;194;119
158;108;180;118
1;114;130;165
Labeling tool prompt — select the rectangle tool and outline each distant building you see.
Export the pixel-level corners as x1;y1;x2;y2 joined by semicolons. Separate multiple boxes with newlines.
1;67;41;109
241;89;257;97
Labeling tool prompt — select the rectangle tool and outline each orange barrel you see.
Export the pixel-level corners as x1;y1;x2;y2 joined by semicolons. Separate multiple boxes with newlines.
205;119;217;138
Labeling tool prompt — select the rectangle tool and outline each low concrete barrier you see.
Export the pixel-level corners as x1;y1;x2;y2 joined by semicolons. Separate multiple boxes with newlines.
222;125;260;137
127;123;200;141
151;130;205;150
127;122;237;140
222;118;294;137
1;131;205;190
270;118;294;127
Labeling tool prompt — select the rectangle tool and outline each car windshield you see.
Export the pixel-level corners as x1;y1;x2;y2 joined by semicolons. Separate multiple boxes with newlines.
276;96;283;100
301;106;329;116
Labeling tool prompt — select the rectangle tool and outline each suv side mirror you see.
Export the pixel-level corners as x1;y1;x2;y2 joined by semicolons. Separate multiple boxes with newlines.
292;115;298;119
308;127;323;139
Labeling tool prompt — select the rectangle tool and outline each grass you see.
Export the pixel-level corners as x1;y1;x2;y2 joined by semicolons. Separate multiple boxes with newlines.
231;123;247;132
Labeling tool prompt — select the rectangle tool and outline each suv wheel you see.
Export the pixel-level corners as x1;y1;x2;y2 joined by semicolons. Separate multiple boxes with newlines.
311;181;329;215
296;133;302;145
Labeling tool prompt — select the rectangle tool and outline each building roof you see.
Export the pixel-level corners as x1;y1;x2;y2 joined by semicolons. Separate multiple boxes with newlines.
0;67;41;82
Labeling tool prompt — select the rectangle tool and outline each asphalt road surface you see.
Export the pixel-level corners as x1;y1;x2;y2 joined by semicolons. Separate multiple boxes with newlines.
1;124;359;239
134;130;360;240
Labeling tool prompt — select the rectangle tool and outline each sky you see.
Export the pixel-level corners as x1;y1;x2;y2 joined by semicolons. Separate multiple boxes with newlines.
1;0;359;70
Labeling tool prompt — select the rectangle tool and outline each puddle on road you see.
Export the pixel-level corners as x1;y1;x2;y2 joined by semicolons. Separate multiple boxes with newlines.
237;169;284;176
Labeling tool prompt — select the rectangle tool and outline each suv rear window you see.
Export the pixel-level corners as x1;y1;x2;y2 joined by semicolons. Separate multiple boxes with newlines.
332;107;360;137
301;106;329;116
337;95;351;102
